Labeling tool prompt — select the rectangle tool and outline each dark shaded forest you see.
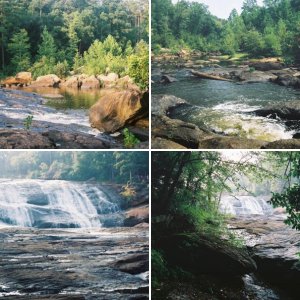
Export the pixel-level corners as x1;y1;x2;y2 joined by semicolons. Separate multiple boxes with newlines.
0;0;149;88
0;151;149;184
152;0;300;63
152;151;300;299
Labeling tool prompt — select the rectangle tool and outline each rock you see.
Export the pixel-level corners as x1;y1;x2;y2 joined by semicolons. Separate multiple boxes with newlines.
97;73;119;87
30;74;61;88
152;115;213;149
16;72;32;82
134;118;149;128
152;137;187;149
112;253;149;274
272;74;300;88
123;205;149;226
0;129;55;149
60;75;82;89
115;75;140;91
161;233;257;276
249;62;285;71
89;90;148;133
0;129;109;149
238;70;277;82
151;94;187;116
254;101;300;120
81;75;100;89
263;139;300;149
126;126;148;141
198;136;267;149
160;75;178;83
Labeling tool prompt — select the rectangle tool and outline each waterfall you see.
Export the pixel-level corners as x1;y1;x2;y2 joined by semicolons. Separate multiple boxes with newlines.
0;179;120;228
219;195;274;216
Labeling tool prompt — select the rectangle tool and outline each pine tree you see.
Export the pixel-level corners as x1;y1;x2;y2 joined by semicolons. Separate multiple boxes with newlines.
8;29;31;72
37;27;57;61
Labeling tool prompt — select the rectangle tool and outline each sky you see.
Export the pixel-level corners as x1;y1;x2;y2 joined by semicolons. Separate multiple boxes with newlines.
173;0;264;19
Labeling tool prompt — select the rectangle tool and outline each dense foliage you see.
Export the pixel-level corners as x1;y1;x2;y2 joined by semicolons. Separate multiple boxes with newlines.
152;0;300;63
267;152;300;229
0;151;148;184
0;0;149;88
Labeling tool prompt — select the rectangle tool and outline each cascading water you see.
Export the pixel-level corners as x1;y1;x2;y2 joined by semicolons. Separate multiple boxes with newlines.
0;179;120;228
219;195;274;216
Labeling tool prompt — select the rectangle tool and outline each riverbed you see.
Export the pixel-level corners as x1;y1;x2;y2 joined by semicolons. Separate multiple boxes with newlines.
0;226;149;299
152;64;300;142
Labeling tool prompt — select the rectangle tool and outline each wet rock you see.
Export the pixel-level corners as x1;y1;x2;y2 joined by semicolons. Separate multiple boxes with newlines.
272;74;300;88
151;137;187;149
152;115;213;149
160;75;178;83
199;136;267;149
237;70;277;83
42;94;64;99
249;62;285;71
152;94;187;116
89;90;148;133
254;101;300;120
263;139;300;149
124;205;149;226
81;75;100;89
30;74;61;88
161;233;257;276
112;253;149;275
0;227;149;299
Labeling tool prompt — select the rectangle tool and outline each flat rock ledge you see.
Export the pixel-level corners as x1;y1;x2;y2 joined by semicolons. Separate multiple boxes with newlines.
0;129;110;149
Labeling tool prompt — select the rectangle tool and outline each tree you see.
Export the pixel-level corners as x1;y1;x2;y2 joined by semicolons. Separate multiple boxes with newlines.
269;152;300;230
8;29;31;72
37;27;57;61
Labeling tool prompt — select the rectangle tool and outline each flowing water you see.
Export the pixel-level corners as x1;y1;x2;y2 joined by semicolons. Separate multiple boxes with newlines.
0;179;149;299
152;66;300;141
0;179;120;228
219;194;299;299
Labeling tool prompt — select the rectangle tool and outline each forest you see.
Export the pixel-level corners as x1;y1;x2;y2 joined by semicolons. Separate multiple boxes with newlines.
152;0;300;63
0;0;149;88
0;151;149;184
152;151;300;299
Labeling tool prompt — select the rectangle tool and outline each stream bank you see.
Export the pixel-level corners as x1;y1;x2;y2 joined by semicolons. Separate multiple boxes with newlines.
152;53;300;149
0;73;149;149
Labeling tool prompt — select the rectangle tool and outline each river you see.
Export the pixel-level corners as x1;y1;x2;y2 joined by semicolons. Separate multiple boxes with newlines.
152;65;300;142
0;179;149;299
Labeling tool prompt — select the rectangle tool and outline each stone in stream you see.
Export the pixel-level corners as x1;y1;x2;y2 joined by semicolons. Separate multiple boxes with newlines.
160;75;178;83
89;90;148;133
30;74;61;88
81;75;100;89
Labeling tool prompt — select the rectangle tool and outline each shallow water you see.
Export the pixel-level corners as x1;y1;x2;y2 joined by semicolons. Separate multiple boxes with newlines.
153;66;300;141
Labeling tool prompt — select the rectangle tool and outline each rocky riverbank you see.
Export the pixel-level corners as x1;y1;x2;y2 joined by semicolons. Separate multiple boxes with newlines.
152;52;300;149
0;72;149;149
0;226;149;299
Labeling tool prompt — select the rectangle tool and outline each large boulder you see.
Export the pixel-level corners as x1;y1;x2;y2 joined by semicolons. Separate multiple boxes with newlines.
272;74;300;88
97;73;119;87
30;74;61;88
16;72;32;82
89;90;148;133
254;101;300;120
152;115;213;149
263;139;300;149
60;75;82;89
123;205;149;226
81;75;100;89
161;233;257;276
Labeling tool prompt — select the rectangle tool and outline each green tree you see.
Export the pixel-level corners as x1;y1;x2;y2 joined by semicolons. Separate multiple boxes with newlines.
8;29;31;72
